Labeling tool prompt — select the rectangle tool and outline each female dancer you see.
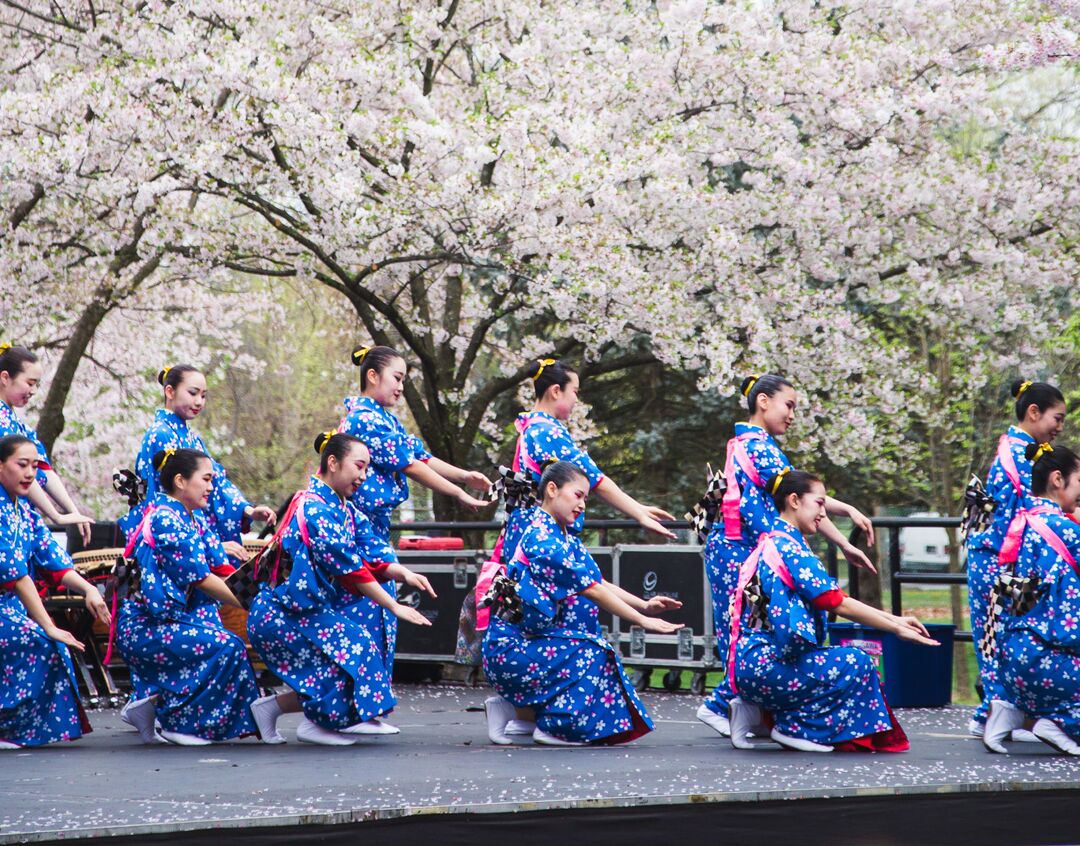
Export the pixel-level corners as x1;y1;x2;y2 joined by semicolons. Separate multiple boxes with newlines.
984;443;1080;754
120;364;277;558
337;345;489;677
500;359;675;563
697;374;875;737
0;434;107;749
473;359;678;735
247;432;435;746
727;469;937;752
0;344;93;543
118;448;261;745
966;379;1066;735
482;461;683;746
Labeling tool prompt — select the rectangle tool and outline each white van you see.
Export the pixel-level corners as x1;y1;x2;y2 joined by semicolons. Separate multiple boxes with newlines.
899;513;959;571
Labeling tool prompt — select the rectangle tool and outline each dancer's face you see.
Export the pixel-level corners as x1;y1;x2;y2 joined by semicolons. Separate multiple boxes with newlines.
166;371;208;421
1049;465;1080;513
1025;400;1066;444
546;372;580;421
326;442;370;500
364;356;407;408
756;385;797;437
0;442;39;499
171;457;214;511
542;474;589;528
0;360;42;408
783;481;827;536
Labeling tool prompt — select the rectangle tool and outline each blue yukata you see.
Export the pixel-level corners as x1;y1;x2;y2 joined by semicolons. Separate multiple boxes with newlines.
117;494;259;741
483;507;653;744
702;423;790;719
966;426;1035;724
731;523;907;750
248;477;398;730
501;411;604;563
119;409;251;549
999;501;1080;740
0;400;51;490
0;491;89;747
337;395;431;675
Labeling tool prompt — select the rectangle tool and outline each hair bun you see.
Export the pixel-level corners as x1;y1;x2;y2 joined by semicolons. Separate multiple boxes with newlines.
156;366;171;386
351;346;371;367
1011;378;1032;399
1024;442;1041;462
313;430;336;455
739;375;759;397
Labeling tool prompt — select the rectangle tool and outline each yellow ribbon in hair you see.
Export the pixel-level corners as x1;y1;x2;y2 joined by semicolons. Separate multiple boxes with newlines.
318;429;337;453
1033;442;1054;462
353;347;371;365
160;365;172;380
770;466;791;494
0;343;10;354
156;448;176;471
742;375;760;397
1017;380;1033;397
532;358;556;381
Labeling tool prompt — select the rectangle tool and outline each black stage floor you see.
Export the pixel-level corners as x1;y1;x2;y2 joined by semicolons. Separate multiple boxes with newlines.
3;685;1080;846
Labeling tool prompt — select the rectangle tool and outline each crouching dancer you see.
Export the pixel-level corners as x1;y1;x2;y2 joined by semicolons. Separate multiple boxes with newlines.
728;469;938;752
0;435;107;749
118;448;260;745
987;444;1080;755
247;432;435;746
482;460;683;746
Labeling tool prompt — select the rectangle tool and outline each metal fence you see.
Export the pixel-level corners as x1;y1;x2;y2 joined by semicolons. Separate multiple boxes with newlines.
51;515;973;703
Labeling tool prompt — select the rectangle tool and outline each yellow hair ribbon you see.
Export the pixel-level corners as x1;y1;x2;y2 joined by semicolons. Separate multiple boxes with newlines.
0;342;10;354
317;429;337;453
156;447;176;471
160;365;172;380
770;466;791;494
532;358;556;381
1017;380;1033;397
352;347;371;366
742;375;760;397
1033;442;1054;463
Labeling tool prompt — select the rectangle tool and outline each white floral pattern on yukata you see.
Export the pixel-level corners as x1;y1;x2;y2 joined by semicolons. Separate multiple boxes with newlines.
248;476;397;730
118;494;258;741
0;491;85;746
703;423;790;718
501;412;604;564
966;426;1036;723
999;500;1080;741
733;523;896;745
483;507;652;744
337;395;432;674
119;409;251;548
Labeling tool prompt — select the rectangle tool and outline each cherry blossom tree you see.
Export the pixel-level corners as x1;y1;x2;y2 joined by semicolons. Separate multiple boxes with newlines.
2;0;1077;525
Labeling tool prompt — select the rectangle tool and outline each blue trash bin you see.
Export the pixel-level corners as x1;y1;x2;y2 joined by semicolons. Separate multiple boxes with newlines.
828;622;955;708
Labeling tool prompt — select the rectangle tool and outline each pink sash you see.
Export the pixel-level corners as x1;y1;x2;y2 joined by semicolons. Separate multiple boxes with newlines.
726;530;798;693
721;431;767;540
123;505;157;558
999;504;1077;575
996;434;1028;496
105;507;159;665
475;414;543;631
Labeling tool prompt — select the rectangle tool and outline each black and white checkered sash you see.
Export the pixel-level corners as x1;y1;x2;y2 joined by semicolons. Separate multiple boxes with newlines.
112;467;147;509
483;465;539;515
978;572;1041;661
685;463;727;544
478;572;523;624
960;474;996;541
